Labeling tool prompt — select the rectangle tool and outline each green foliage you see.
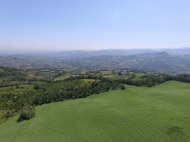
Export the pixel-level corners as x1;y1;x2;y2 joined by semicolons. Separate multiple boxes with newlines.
0;91;35;122
119;84;125;90
33;77;119;105
19;105;35;120
5;110;12;118
0;67;24;77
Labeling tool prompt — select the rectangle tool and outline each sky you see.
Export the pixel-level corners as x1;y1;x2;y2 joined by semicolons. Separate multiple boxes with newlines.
0;0;190;51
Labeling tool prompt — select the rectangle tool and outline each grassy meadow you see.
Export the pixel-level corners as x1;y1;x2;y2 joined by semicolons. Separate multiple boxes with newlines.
103;74;130;79
0;81;190;142
54;72;77;81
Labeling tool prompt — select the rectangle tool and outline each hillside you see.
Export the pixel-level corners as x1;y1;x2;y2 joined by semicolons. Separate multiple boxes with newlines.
0;81;190;142
70;52;190;73
1;50;190;74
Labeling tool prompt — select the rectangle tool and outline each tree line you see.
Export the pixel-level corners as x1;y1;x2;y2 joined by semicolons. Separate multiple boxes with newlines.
116;74;190;87
1;73;190;121
33;78;119;105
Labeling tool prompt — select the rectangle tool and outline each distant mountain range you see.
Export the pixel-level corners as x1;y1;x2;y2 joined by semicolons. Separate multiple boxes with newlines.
1;47;190;56
67;52;190;73
0;48;190;74
54;48;190;59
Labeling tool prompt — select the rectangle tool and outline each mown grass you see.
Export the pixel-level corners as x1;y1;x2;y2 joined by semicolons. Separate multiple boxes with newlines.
0;81;190;142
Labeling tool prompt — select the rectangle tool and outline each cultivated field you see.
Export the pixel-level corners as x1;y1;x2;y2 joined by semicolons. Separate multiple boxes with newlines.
0;81;190;142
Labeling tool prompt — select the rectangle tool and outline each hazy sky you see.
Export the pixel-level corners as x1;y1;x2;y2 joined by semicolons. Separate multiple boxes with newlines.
0;0;190;51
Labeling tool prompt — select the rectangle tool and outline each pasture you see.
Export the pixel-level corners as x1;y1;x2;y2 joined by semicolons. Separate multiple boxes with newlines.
54;72;77;81
37;71;58;77
81;79;95;82
103;74;130;79
0;81;190;142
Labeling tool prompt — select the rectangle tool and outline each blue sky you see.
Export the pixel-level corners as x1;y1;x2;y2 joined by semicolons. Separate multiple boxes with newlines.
0;0;190;50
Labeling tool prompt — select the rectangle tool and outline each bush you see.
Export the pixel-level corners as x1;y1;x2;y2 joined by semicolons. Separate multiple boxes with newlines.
120;84;125;90
20;105;35;120
5;110;12;118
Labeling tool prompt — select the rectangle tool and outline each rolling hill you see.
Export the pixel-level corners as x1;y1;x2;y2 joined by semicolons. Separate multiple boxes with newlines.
1;49;190;73
70;52;190;73
0;81;190;142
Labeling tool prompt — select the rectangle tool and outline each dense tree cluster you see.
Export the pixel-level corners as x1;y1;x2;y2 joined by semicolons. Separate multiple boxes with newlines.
33;78;119;105
0;91;35;120
0;67;24;77
116;74;190;87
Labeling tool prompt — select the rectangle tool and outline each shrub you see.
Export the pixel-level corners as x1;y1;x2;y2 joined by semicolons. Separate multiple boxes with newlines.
5;110;12;118
20;105;35;120
120;84;125;90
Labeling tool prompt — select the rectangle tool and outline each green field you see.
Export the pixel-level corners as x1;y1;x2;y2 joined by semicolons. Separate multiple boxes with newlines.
55;72;77;81
132;73;145;80
81;79;95;82
0;81;190;142
103;74;130;79
37;71;58;77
